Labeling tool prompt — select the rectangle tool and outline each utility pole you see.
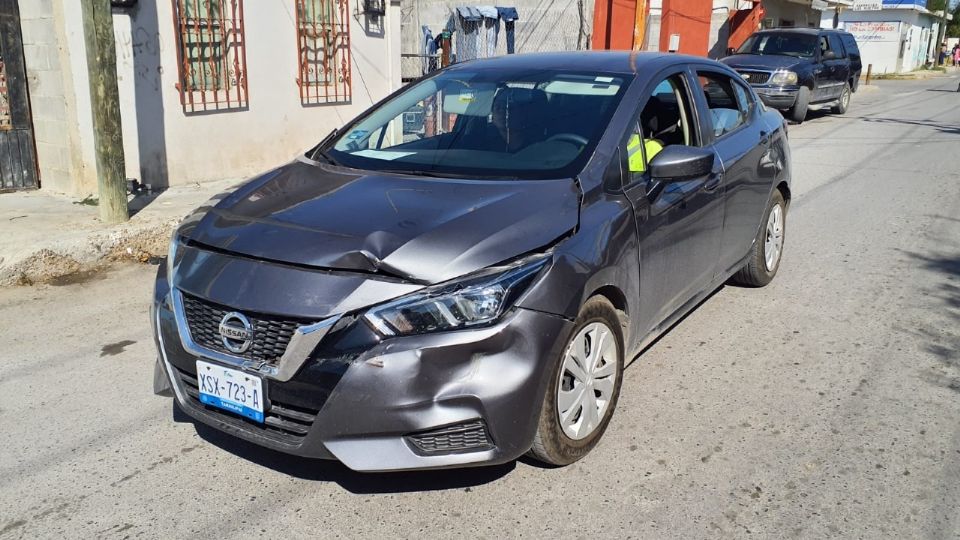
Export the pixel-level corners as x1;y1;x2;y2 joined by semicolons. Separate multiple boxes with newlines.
935;0;949;65
80;0;128;223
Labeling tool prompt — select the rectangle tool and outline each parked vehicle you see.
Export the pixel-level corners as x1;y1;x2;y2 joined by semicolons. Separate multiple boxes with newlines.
152;52;792;471
721;28;862;123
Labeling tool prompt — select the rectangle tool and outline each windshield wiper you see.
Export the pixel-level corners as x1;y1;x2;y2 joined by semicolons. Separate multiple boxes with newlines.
379;169;454;178
313;148;340;166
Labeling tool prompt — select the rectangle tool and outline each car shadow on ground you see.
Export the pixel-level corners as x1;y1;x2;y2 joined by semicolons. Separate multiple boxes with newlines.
172;402;516;493
896;248;960;392
861;116;960;136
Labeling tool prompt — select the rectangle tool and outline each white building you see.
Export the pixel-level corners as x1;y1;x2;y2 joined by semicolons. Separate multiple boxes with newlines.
11;0;401;196
822;0;947;73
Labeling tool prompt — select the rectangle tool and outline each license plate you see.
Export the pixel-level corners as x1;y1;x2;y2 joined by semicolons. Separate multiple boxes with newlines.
196;360;264;423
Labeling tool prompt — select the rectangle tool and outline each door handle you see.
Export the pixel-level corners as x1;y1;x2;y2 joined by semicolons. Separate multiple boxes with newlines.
704;172;722;192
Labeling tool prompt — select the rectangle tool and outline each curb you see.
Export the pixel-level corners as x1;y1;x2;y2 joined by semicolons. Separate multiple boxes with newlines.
0;218;178;287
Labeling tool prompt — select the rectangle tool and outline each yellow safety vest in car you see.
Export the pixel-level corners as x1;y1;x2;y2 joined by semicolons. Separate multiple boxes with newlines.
626;134;664;173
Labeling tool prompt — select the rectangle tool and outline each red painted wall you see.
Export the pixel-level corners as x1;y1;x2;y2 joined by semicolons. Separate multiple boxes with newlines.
592;0;637;50
728;2;765;51
659;0;713;56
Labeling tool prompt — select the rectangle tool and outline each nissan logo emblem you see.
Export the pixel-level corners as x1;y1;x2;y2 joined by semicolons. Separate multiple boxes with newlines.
218;312;254;354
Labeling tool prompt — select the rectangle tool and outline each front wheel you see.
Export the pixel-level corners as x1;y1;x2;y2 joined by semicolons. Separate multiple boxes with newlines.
528;296;624;466
731;189;786;287
787;86;810;123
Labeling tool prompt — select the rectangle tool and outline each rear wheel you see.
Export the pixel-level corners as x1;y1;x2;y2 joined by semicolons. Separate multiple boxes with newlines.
731;189;786;287
832;83;851;114
787;86;810;123
528;297;624;466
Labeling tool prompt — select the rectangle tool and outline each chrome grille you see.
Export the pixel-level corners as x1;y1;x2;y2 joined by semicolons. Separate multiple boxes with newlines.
738;70;771;85
180;293;315;364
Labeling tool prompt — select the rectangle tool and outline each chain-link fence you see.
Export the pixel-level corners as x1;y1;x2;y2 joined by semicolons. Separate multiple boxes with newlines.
401;53;442;83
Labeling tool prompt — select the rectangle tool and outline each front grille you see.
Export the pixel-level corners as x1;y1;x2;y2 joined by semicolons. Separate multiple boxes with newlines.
738;70;770;85
175;366;318;444
181;293;316;364
406;420;494;455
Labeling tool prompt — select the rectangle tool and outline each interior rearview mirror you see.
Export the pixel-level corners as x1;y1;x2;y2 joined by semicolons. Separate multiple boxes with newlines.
726;47;736;56
649;145;714;183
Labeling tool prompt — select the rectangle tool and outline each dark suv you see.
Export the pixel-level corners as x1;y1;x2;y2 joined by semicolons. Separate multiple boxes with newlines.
721;28;862;123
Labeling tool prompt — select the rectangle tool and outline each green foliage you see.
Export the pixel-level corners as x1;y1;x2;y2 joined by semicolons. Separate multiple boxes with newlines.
927;0;960;37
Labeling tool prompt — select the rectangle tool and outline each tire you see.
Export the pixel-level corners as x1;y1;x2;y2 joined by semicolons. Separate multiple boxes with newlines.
831;83;851;114
787;86;810;123
528;296;624;466
731;189;786;288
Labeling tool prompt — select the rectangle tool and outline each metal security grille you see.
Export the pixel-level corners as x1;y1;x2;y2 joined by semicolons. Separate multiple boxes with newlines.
737;70;770;85
295;0;351;105
172;0;248;113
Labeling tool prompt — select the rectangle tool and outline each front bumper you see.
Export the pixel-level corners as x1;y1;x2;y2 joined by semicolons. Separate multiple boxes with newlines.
754;86;800;110
152;274;573;472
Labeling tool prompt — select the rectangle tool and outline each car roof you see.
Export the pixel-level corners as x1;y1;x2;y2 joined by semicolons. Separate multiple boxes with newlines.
755;27;850;36
445;51;722;76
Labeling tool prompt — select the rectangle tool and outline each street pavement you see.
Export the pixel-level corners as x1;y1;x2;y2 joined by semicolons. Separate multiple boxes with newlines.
1;75;959;539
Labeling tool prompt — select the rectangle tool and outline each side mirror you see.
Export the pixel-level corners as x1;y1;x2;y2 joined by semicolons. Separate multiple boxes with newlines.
823;50;837;60
649;145;714;183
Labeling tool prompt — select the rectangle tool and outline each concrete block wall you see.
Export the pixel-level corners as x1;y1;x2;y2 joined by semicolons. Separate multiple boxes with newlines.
17;0;92;194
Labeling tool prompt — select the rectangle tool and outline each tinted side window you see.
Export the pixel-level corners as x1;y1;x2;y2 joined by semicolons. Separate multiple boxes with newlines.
828;34;845;57
697;72;746;139
841;34;860;57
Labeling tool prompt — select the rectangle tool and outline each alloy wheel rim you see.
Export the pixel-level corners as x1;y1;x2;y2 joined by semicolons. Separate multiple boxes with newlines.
557;321;618;440
842;88;850;108
764;203;784;272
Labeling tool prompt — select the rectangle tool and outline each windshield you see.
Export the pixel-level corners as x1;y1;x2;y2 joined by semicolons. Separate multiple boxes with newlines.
736;33;818;58
323;67;630;180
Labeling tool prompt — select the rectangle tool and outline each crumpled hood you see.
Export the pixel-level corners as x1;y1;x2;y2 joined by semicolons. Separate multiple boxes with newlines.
721;54;804;72
179;161;580;285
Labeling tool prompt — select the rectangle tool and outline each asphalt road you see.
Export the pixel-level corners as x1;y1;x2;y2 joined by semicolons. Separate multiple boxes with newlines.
2;75;959;539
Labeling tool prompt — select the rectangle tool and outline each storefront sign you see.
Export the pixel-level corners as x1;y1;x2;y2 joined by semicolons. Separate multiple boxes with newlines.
853;0;882;11
844;21;901;42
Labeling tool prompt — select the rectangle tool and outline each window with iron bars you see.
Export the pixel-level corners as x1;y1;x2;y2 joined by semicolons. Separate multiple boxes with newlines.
172;0;248;113
295;0;351;105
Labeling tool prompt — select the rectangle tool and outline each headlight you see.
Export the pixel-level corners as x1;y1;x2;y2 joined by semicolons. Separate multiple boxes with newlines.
167;232;181;286
769;70;798;86
363;255;550;337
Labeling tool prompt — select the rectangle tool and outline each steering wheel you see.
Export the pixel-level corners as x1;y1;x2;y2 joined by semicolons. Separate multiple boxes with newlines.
546;133;589;147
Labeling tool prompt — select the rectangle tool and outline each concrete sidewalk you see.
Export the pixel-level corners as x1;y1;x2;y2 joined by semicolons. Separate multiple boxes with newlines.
0;179;238;286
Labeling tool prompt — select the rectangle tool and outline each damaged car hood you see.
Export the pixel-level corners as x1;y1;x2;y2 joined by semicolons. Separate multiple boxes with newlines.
180;161;580;284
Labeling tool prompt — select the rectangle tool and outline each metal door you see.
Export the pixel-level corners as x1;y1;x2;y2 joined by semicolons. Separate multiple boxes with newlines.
0;0;38;191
